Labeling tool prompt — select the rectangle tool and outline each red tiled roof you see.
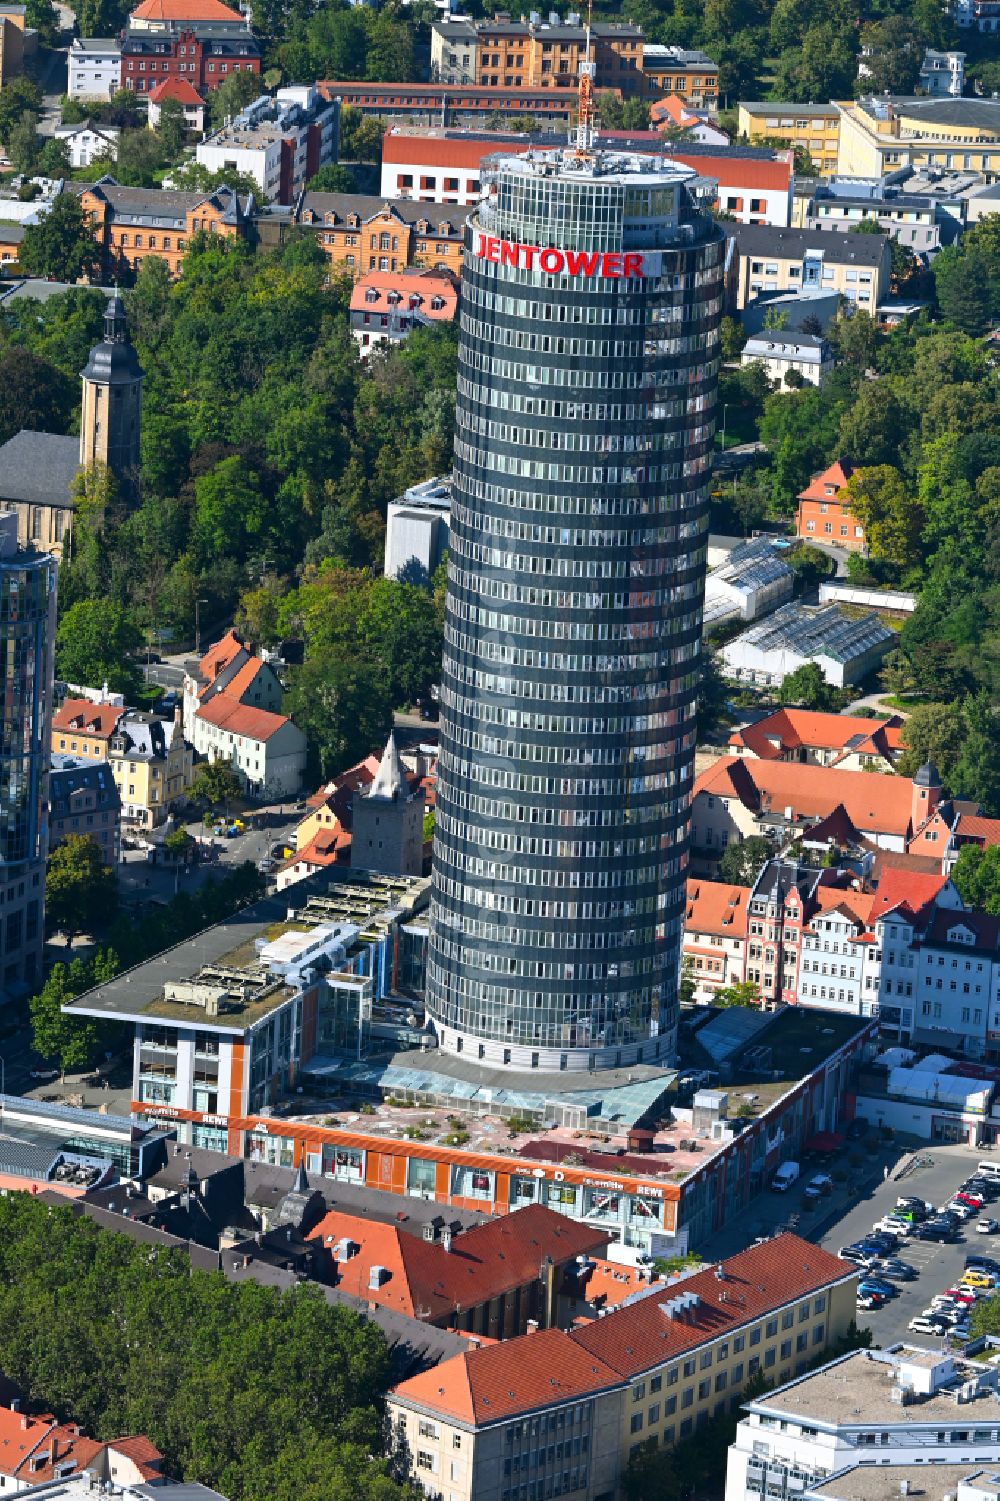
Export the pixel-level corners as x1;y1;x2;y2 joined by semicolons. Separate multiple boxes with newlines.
148;76;204;104
220;656;270;703
392;1326;624;1425
573;1257;666;1312
284;825;350;871
684;878;750;939
868;849;944;881
571;1233;851;1379
797;460;856;503
954;813;1000;847
694;756;916;839
728;709;903;762
869;867;949;925
309;1203;608;1323
350;268;458;319
0;1408;103;1484
51;699;126;739
105;1435;164;1480
194;695;292;743
131;0;244;19
198;628;245;684
810;886;875;928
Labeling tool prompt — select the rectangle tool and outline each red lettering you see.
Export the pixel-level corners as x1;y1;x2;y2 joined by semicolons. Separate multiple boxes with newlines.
522;245;538;269
474;231;488;258
485;236;500;263
602;253;623;278
500;239;519;268
539;247;563;273
622;253;644;278
565;249;600;276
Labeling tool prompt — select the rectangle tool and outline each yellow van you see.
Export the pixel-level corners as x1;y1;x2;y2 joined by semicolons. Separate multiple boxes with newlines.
961;1270;994;1290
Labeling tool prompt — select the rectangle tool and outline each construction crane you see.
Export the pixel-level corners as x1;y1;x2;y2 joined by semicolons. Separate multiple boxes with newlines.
574;0;596;154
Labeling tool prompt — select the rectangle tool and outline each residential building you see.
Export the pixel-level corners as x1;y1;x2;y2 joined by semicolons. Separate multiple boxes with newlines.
725;1346;1000;1501
738;103;843;176
391;1233;858;1501
743;858;846;1007
0;6;24;89
430;13;645;94
288;190;464;279
72;178;252;280
919;47;965;95
308;1201;608;1334
126;0;250;31
183;629;305;799
944;812;1000;874
650;93;729;143
146;74;206;131
0;1405;166;1492
384;474;451;581
803;181;945;256
682;878;750;1000
639;44;719;106
741;331;834;387
119;0;261;93
79;292;144;500
68;36;122;98
54;121;119;168
0;512;54;1001
727;707;905;771
379;127;793;226
49;757;121;866
108;711;192;829
350;732;425;877
955;0;1000;31
725;223;892;313
317;80;584;128
51;699;127;760
196;85;339;204
720;601;896;689
913;909;1000;1058
702;537;795;630
836;96;1000;179
0;427;78;558
795;460;864;552
425;146;725;1074
0;219;23;267
349;266;458;355
690;757;925;858
63;873;433;1148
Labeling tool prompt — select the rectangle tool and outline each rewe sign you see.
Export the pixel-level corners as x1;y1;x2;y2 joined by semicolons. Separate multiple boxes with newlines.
473;231;647;278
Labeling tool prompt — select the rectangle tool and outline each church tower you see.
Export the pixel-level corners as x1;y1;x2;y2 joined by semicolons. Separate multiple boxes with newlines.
79;294;144;497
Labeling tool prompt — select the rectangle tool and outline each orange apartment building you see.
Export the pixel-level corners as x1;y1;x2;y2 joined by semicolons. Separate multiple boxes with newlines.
473;18;642;90
51;698;127;760
291;190;465;279
795;459;865;552
72;179;252;278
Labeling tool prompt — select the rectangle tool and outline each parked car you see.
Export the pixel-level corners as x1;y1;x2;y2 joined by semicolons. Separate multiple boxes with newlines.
875;1217;911;1238
857;1292;885;1310
941;1287;978;1304
803;1174;834;1202
876;1260;917;1280
909;1315;950;1335
955;1192;985;1209
897;1197;933;1218
966;1255;1000;1273
916;1224;960;1243
978;1219;999;1234
858;1277;896;1299
29;1067;59;1081
839;1245;875;1264
961;1270;996;1290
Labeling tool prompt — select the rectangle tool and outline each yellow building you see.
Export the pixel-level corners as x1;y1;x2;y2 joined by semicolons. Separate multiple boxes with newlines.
835;96;1000;177
389;1234;858;1501
108;710;193;829
738;102;843;176
51;699;127;760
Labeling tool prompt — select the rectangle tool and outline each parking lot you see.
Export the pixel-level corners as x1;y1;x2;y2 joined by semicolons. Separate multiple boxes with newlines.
818;1143;1000;1345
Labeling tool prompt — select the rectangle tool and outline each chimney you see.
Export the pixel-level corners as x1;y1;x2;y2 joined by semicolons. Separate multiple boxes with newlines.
10;1400;19;1413
526;1318;539;1334
51;1437;59;1463
442;1227;453;1253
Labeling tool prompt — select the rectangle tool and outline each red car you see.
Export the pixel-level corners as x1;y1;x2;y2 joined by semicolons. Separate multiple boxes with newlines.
957;1192;985;1208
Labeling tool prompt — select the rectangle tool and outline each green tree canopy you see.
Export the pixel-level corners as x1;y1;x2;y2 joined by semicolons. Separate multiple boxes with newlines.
719;835;773;887
45;835;118;945
780;661;836;709
55;600;143;698
952;844;1000;917
189;760;243;807
19;195;101;285
0;347;74;446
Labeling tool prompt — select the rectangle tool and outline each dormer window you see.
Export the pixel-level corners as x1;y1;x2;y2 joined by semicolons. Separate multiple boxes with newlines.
365;288;379;303
430;296;444;310
387;290;401;304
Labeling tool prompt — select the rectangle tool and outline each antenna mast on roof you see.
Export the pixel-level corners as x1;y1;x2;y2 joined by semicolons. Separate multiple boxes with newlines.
575;0;596;154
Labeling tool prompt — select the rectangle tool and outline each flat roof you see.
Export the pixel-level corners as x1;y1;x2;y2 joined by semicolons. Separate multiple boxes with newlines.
811;1466;984;1501
753;1350;1000;1426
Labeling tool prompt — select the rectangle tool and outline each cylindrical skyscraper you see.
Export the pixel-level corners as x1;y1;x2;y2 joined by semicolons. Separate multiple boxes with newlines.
426;147;724;1074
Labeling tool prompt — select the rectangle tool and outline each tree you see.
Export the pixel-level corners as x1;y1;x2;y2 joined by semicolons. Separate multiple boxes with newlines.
934;245;994;336
357;578;442;708
6;110;39;174
715;980;761;1008
0;348;74;446
0;76;42;146
19;194;101;284
46;835;117;945
161;159;261;201
952;693;1000;817
29;964;100;1075
37;135;71;178
855;17;921;95
787;543;832;590
719;835;773;887
838;386;911;469
781;661;835;709
306;161;357;193
163;827;195;859
156;95;187;158
24;0;58;45
55;599;143;698
720;315;746;360
208;68;265;128
952;844;1000;917
189;760;243;808
843;465;923;573
339;107;387;163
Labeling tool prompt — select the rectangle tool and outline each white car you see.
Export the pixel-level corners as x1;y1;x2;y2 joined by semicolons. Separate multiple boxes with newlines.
946;1202;975;1220
909;1315;949;1335
875;1217;911;1238
979;1218;999;1234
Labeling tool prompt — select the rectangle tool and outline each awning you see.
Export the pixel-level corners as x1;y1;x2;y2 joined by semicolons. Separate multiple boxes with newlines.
804;1131;845;1154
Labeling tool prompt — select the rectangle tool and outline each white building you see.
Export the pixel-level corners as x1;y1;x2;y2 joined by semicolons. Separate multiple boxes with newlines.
919;48;965;94
954;0;999;33
67;36;121;99
741;331;834;387
726;1346;1000;1501
384;475;451;581
914;909;1000;1058
196;85;339;204
703;536;795;628
54;121;119;169
193;697;307;799
721;602;897;689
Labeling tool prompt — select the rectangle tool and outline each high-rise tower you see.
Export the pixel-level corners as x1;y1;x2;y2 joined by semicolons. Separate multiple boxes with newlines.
426;147;724;1073
0;511;56;1001
79;294;144;497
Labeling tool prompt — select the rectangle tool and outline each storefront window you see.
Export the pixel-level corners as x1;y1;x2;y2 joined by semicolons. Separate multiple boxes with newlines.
246;1131;294;1168
192;1124;228;1153
583;1187;623;1223
323;1144;365;1183
407;1157;437;1197
451;1165;494;1201
542;1181;580;1215
512;1176;539;1203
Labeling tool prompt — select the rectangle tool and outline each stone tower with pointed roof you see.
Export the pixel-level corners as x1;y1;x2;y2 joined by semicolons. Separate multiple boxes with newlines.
79;293;144;498
350;730;425;877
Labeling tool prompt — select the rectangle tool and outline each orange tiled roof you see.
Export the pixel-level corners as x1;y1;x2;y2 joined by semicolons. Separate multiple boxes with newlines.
869;867;949;925
954;813;1000;847
310;1203;608;1323
148;76;204;104
694;756;916;839
797;459;856;503
350;268;458;319
105;1435;164;1480
573;1257;666;1312
194;696;291;743
0;1408;104;1483
285;825;351;871
684;878;750;939
198;628;245;684
131;0;244;19
51;699;126;739
571;1233;851;1380
808;885;875;930
728;709;903;762
392;1326;624;1426
220;656;269;703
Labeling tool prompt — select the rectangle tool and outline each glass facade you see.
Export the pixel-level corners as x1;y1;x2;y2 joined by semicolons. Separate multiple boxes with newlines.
0;551;54;866
427;150;724;1070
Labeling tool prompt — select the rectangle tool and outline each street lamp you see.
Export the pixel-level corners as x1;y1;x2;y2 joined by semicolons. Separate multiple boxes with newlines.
719;403;731;451
194;598;209;655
